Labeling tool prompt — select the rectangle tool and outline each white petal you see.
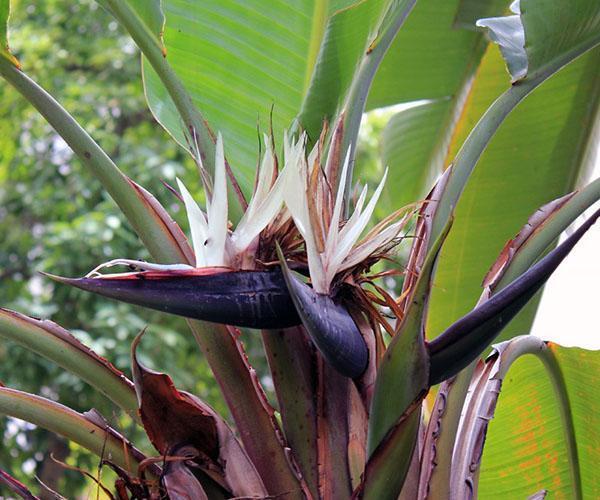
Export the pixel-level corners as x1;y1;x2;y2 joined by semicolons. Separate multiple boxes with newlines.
329;168;388;273
232;157;288;253
324;149;351;258
206;133;229;266
339;220;402;273
283;144;327;293
177;177;209;267
338;183;368;243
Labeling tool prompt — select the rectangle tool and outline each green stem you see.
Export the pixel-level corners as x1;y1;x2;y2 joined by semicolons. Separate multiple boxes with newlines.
0;309;139;421
100;0;247;219
0;387;149;476
261;328;319;498
100;0;215;169
450;336;546;498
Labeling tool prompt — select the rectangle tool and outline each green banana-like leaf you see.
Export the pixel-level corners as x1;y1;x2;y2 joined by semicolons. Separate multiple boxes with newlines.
142;0;403;191
379;99;452;210
367;0;508;109
427;0;600;248
366;0;510;214
469;338;599;498
427;44;600;340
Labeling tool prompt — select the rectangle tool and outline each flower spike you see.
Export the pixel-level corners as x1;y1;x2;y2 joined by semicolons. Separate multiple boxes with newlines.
283;132;398;294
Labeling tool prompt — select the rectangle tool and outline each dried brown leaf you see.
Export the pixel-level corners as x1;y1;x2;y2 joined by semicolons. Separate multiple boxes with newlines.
131;331;268;498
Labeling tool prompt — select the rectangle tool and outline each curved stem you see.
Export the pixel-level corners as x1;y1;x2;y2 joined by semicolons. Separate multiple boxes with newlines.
0;309;139;422
0;387;150;477
100;0;215;169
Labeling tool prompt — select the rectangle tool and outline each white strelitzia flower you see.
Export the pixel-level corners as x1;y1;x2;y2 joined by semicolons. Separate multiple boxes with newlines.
177;132;291;268
283;134;401;294
86;131;296;277
85;129;408;285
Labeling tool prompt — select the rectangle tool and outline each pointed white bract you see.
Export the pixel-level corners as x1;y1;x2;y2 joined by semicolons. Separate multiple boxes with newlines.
284;133;326;290
283;134;397;294
231;134;290;254
178;132;291;268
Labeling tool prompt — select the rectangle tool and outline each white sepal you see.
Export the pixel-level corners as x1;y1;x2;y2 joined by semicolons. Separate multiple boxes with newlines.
205;133;229;266
177;178;209;267
283;134;328;293
232;135;288;254
328;169;388;276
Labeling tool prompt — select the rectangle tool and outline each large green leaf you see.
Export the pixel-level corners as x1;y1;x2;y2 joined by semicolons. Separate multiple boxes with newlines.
367;0;509;213
379;99;452;210
366;0;508;109
143;0;399;191
428;0;600;245
426;45;600;340
478;341;599;498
